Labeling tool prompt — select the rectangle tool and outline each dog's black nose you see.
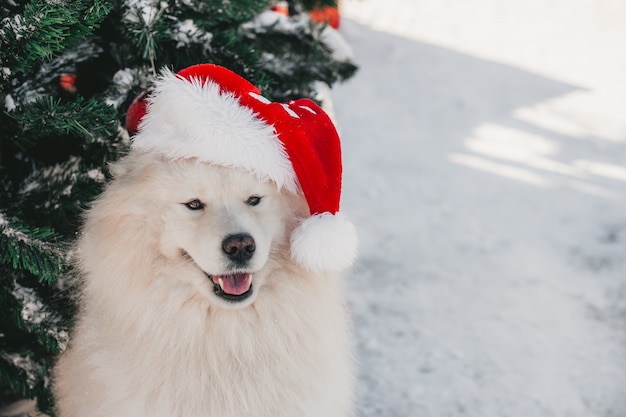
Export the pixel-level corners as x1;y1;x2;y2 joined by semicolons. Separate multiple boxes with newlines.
222;233;255;263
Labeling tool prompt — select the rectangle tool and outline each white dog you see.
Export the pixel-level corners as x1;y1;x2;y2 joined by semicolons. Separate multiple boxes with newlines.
53;64;357;417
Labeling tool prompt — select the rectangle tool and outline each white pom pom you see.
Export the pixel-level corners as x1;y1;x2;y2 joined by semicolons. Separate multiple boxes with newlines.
290;212;358;273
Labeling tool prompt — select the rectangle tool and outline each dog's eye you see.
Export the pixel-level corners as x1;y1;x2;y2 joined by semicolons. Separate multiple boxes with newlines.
246;196;262;206
183;199;204;210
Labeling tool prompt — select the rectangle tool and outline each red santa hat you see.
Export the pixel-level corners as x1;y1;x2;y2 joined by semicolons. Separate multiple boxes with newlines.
129;64;357;272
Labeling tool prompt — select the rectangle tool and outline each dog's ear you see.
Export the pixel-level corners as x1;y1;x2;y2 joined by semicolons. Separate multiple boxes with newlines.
107;160;127;179
107;152;157;182
107;152;142;180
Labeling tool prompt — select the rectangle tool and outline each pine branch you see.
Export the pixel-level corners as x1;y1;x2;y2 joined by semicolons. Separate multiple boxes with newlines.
8;96;119;148
241;12;357;101
0;214;66;283
305;0;339;10
16;156;110;235
0;349;56;415
198;0;269;26
0;0;112;76
7;39;105;107
122;0;170;73
0;276;70;352
0;352;38;401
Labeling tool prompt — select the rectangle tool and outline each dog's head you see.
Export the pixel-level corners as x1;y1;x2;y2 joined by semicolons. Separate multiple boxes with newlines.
82;65;357;311
84;152;308;311
156;157;308;309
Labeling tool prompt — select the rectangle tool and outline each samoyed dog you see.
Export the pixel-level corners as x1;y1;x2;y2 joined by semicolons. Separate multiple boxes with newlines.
53;65;357;417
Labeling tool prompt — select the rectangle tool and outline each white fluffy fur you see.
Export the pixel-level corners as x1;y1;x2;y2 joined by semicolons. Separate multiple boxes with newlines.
132;70;298;193
53;153;354;417
290;213;359;273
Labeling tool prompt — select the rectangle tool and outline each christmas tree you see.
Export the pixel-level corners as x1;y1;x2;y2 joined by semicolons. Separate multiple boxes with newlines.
0;0;356;414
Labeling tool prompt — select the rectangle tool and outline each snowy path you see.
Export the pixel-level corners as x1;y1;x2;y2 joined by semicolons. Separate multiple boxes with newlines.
333;1;626;416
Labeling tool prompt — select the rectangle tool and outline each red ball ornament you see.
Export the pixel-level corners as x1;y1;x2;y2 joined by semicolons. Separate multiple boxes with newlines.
59;73;78;94
271;1;289;16
310;5;340;29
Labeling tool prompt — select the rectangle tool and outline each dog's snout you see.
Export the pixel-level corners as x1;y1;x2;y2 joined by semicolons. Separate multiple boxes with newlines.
222;233;255;263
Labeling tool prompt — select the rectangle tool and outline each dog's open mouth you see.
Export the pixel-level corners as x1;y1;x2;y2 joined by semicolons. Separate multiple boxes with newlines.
210;272;253;302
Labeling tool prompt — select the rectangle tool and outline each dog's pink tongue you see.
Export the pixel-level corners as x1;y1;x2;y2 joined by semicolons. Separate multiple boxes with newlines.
213;273;252;295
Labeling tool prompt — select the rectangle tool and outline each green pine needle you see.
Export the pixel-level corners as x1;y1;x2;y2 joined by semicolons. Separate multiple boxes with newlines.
9;96;119;147
0;216;66;284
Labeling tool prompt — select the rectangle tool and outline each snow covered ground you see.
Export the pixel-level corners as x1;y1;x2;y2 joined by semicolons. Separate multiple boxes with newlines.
333;1;626;416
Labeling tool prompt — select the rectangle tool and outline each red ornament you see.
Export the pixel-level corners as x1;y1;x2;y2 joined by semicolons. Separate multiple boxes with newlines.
59;73;78;94
271;1;289;17
310;5;340;29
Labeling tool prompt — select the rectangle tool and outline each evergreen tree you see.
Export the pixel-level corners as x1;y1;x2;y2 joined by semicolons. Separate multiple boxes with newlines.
0;0;356;414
